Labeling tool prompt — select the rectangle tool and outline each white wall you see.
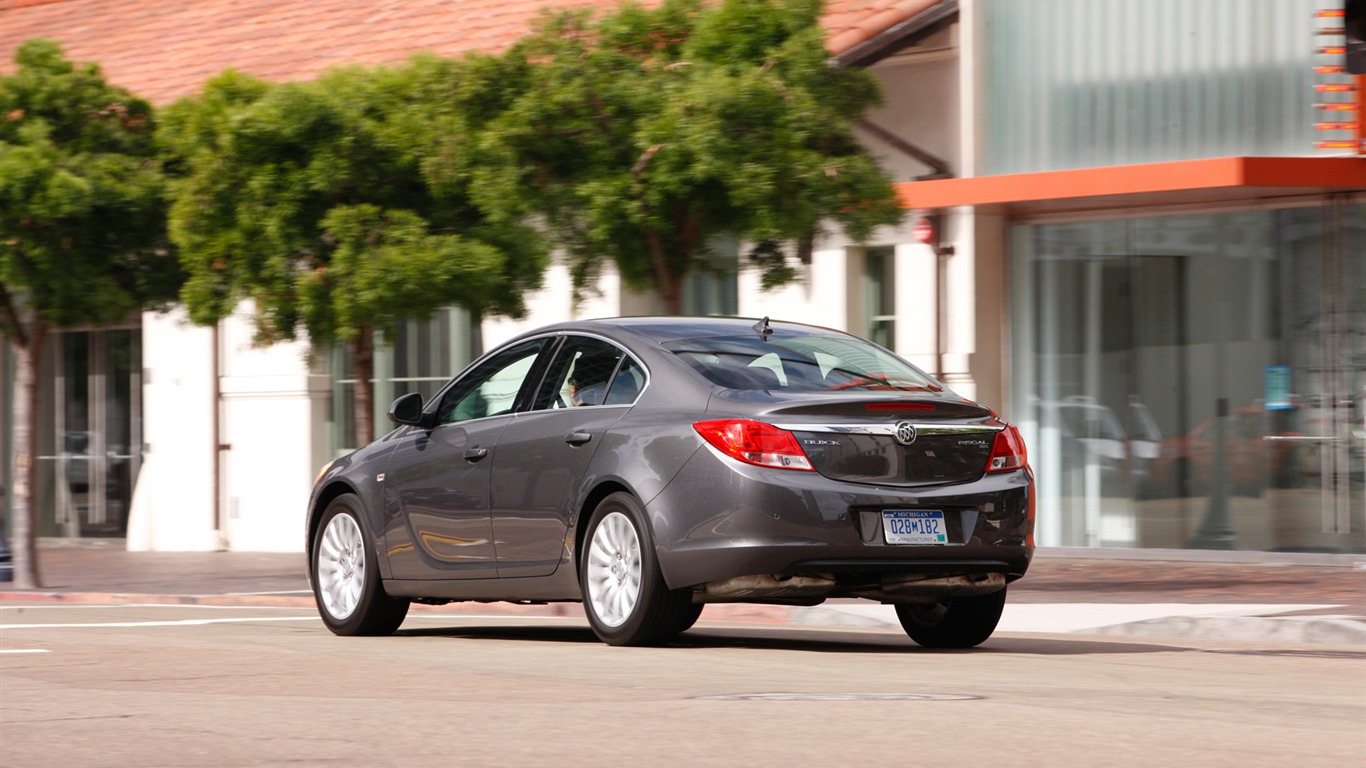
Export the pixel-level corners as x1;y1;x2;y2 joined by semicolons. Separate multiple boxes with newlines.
893;241;941;375
736;246;848;330
216;302;327;552
859;38;961;183
126;308;219;551
128;302;326;553
483;261;624;350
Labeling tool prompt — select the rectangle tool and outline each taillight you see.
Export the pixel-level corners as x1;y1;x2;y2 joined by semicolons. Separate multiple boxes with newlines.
693;419;814;471
986;425;1027;473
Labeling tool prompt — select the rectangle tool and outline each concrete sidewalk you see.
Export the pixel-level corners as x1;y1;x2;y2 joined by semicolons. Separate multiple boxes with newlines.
4;539;1365;644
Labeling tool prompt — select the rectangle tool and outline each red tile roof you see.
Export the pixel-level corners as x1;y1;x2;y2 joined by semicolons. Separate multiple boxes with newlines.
0;0;945;104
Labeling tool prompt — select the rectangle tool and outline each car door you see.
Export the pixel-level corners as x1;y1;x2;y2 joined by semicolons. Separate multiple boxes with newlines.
490;337;644;578
382;338;549;580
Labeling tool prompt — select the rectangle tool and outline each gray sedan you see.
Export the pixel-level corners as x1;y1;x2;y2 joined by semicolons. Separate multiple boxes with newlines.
306;317;1034;647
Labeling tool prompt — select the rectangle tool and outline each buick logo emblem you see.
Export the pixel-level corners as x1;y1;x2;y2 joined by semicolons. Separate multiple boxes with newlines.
894;421;917;446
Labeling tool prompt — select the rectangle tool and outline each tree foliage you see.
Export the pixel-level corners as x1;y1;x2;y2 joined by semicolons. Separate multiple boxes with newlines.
0;39;178;587
452;0;904;312
160;61;547;443
0;39;178;331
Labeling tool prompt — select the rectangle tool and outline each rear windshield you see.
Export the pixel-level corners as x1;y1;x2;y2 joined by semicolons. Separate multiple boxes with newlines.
663;333;943;393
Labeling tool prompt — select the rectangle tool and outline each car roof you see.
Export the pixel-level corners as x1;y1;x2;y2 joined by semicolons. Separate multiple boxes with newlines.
535;316;849;345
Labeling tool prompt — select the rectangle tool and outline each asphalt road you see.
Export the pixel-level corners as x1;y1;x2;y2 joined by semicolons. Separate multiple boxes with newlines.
2;603;1363;767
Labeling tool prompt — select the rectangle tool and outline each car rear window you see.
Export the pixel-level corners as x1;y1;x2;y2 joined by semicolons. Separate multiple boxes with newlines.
662;333;942;393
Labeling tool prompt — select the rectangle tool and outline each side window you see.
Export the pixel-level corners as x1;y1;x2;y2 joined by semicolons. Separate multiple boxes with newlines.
436;339;546;425
534;337;626;409
603;356;645;405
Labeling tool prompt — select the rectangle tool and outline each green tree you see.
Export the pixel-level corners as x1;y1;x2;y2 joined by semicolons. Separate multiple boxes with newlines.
0;40;179;588
160;61;546;445
460;0;904;313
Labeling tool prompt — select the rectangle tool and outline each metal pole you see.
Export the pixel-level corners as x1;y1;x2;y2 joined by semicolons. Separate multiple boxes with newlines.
1190;398;1239;549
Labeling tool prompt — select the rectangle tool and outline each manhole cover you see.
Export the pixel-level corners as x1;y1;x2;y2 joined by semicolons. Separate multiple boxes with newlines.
693;693;980;702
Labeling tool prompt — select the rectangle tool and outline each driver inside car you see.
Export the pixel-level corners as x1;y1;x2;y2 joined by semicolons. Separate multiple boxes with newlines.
567;352;617;406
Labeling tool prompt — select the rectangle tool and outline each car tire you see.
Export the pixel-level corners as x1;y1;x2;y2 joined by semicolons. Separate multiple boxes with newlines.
894;587;1008;649
311;495;409;636
580;492;699;646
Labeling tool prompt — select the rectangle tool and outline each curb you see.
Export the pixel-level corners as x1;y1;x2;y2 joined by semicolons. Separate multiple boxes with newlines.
1035;547;1366;569
1087;615;1366;645
782;602;1366;645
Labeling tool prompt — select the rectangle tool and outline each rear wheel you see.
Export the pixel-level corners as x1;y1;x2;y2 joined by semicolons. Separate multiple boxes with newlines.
311;495;409;636
580;492;700;646
895;587;1007;649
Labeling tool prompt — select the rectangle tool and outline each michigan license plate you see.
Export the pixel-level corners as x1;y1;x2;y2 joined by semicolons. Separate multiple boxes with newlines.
882;509;948;545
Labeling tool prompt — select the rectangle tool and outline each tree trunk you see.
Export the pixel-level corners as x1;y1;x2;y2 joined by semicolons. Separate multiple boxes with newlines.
645;230;685;315
9;321;46;589
659;274;684;315
349;330;375;446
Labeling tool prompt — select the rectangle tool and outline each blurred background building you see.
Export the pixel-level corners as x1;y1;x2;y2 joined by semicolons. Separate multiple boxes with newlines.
1;0;1362;554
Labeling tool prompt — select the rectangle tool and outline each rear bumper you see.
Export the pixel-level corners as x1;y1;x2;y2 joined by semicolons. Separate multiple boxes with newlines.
647;447;1034;592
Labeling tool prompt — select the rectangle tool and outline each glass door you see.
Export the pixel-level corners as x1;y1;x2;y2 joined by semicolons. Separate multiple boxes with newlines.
37;328;142;537
1260;203;1365;553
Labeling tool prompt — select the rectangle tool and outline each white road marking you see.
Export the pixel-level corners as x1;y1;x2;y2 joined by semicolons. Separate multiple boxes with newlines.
0;603;308;611
219;590;312;597
0;648;50;653
1;616;322;629
0;611;587;630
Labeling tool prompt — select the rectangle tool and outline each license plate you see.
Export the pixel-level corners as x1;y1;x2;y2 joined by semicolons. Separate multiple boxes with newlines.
882;509;948;545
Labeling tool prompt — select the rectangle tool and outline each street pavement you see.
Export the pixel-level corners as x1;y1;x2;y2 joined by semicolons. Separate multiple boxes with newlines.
3;539;1365;645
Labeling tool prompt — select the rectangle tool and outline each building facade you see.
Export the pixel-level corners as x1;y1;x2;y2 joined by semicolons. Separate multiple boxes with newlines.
1;0;1362;554
956;0;1366;553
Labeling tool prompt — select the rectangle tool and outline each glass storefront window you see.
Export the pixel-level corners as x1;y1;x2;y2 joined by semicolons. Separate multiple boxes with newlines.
329;307;476;454
1011;203;1365;554
33;328;142;538
863;246;896;350
683;242;739;317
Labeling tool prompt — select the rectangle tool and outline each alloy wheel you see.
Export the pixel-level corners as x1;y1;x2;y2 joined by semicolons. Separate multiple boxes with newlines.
317;512;366;620
585;511;643;627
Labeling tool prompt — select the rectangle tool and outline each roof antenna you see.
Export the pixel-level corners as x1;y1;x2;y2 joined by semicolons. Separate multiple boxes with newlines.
752;316;773;341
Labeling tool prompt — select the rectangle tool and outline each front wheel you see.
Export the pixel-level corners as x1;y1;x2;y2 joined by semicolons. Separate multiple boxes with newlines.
580;492;701;646
311;495;409;636
895;587;1007;649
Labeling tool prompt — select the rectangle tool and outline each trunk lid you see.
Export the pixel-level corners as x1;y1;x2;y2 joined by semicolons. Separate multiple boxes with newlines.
766;397;1002;487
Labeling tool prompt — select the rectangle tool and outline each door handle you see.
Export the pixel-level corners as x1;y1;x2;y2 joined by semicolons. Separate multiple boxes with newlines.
565;431;593;446
463;447;488;461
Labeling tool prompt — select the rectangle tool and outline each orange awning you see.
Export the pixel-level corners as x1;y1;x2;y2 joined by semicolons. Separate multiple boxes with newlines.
895;156;1366;216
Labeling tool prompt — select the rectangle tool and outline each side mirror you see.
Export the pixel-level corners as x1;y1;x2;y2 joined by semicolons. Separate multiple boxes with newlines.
387;392;430;428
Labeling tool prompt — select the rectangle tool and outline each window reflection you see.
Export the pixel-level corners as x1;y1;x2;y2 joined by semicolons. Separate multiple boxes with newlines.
1013;205;1365;554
